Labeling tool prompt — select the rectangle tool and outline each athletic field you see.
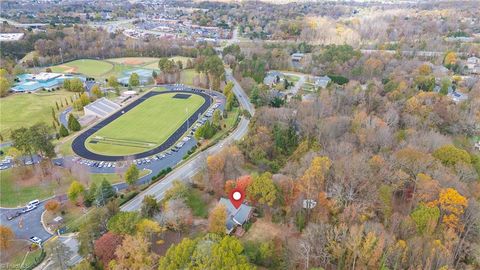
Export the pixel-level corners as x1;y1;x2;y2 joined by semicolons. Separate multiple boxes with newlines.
51;59;113;76
85;92;204;156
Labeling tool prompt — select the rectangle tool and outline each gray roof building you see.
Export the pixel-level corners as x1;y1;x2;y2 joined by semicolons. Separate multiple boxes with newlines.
314;76;331;89
263;71;285;86
219;198;253;234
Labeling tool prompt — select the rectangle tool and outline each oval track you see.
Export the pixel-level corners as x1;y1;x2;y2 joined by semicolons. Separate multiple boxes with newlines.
72;90;212;161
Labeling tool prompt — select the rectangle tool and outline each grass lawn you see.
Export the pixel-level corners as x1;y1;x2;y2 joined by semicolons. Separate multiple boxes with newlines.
180;69;199;86
186;189;208;218
0;169;56;207
51;59;113;77
302;82;316;92
0;90;75;139
85;92;205;156
285;74;300;83
0;167;147;207
8;246;43;268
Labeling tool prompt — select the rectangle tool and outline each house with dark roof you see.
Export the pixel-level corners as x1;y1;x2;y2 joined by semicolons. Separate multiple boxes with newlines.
263;71;285;86
218;198;253;234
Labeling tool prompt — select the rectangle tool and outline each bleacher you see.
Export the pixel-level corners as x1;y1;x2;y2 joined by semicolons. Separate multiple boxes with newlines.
84;98;121;118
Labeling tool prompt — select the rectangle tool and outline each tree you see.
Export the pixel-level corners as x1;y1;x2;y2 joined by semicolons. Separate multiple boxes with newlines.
59;124;69;137
94;232;123;269
78;207;111;256
110;235;157;270
83;182;97;207
68;114;81;131
157;198;193;232
140;195;159;218
80;92;90;106
444;51;457;69
247;172;277;206
163;180;189;201
136;219;165;241
436;188;468;231
125;164;139;186
158;234;255;270
46;238;73;270
45;200;60;213
0;76;10;97
208;203;227;235
108;75;118;88
107;212;141;235
96;179;116;206
129;73;140;87
0;226;14;250
91;84;103;99
299;156;331;202
67;181;85;203
10;127;35;162
411;203;440;235
433;144;471;167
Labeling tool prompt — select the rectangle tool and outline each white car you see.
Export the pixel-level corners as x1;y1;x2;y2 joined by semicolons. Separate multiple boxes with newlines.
22;204;37;213
29;236;42;246
27;199;39;207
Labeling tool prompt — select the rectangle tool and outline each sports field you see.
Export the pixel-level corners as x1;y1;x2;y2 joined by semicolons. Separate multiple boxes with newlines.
85;92;204;156
51;59;113;76
0;90;75;139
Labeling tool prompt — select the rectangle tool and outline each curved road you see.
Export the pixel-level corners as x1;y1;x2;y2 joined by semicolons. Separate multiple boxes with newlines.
121;69;254;211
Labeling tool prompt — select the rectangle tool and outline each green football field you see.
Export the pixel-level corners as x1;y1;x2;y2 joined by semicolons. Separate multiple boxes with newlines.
51;59;113;76
85;92;204;156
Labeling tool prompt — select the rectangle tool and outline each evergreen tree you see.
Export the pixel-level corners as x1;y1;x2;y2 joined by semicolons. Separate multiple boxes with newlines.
68;114;81;131
96;179;116;206
59;124;69;137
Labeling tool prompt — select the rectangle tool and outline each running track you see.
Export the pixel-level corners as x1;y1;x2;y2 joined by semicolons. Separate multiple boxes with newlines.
71;90;212;161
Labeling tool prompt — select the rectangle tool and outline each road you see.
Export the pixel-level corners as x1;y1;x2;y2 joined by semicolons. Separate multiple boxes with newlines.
0;202;52;242
59;107;72;128
121;71;253;211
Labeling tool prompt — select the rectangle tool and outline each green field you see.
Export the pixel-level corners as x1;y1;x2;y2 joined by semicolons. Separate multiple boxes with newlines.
180;69;200;85
0;90;75;139
85;91;204;156
51;59;113;76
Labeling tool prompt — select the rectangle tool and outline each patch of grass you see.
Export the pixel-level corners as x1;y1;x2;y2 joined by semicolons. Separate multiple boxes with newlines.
9;247;43;268
285;74;300;83
186;189;208;218
180;69;199;86
85;92;204;156
0;169;56;207
0;90;75;139
51;59;113;77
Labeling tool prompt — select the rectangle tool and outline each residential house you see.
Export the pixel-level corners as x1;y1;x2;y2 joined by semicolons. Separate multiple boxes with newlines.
263;71;284;86
314;76;331;89
291;53;305;62
218;198;253;235
466;57;480;74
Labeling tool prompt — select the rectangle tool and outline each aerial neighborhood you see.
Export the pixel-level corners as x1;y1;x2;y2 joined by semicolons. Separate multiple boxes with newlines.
0;0;479;270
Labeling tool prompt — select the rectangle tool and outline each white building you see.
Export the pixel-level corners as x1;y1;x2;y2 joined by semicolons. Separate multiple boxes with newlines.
84;98;121;118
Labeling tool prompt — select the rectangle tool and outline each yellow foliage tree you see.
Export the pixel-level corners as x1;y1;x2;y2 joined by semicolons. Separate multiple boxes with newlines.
436;188;468;231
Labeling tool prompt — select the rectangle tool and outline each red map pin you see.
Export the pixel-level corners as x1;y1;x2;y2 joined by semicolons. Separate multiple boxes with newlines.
229;188;245;209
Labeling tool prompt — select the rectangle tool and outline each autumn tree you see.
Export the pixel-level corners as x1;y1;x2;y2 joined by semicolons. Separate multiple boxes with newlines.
410;203;440;235
110;235;157;270
68;181;85;203
129;73;140;87
208;203;227;235
91;84;103;99
140;195;159;218
436;188;468;231
0;226;14;250
298;156;331;203
107;212;141;235
136;219;165;242
45;200;61;213
94;232;123;269
108;75;119;88
247;172;277;206
125;164;139;186
207;154;226;195
46;238;73;270
157;198;193;232
433;144;471;167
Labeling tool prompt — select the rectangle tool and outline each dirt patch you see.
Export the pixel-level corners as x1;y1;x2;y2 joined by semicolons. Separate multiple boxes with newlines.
123;58;145;65
58;65;77;73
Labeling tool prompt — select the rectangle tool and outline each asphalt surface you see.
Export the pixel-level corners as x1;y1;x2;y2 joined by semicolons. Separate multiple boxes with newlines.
71;89;213;161
121;70;254;211
0;202;52;242
59;107;72;127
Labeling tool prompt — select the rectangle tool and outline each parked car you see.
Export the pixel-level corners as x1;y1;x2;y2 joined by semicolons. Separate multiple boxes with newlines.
7;211;21;220
27;199;40;207
29;236;42;246
22;204;37;213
